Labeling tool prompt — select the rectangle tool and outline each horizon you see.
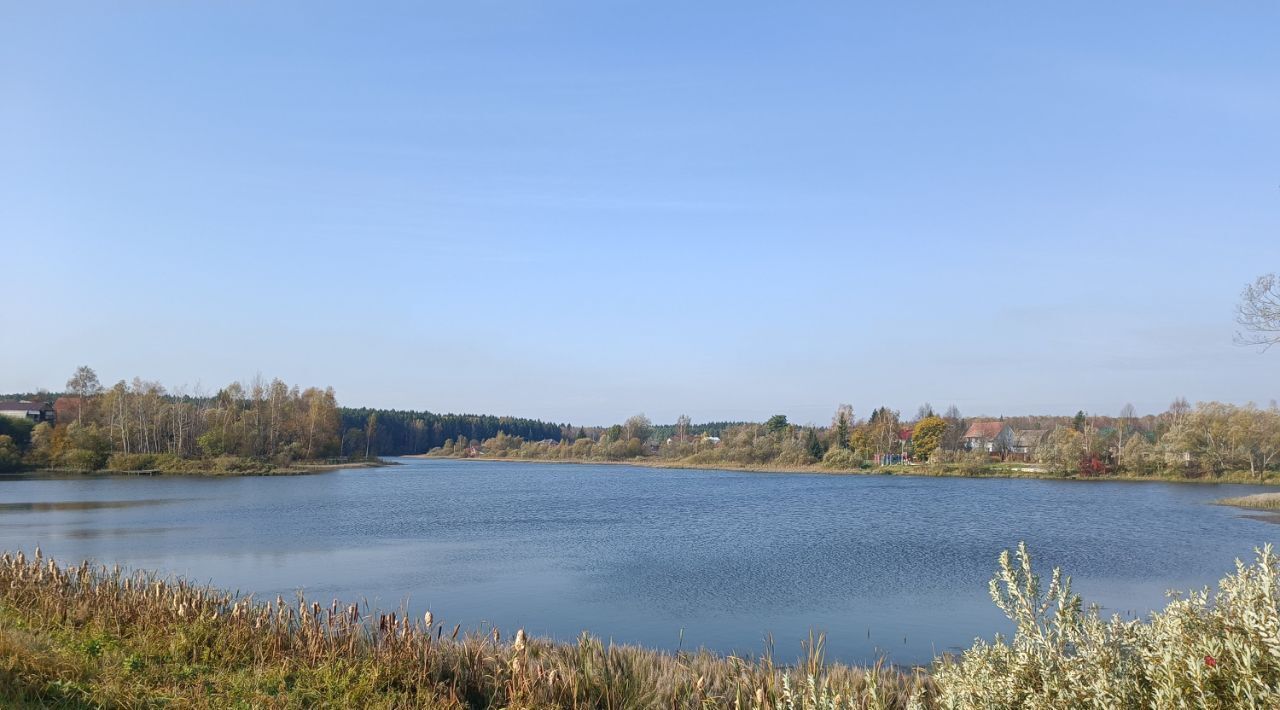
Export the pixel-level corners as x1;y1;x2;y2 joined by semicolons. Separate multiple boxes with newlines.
4;2;1278;425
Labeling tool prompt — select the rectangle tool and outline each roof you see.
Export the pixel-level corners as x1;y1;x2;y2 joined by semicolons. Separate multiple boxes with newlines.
963;421;1008;439
0;400;52;412
1014;429;1048;447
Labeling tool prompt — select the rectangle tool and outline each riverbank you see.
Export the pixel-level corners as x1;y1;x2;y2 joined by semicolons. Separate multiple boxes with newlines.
0;549;926;708
409;453;1277;486
1218;492;1280;510
7;458;393;479
1;546;1276;708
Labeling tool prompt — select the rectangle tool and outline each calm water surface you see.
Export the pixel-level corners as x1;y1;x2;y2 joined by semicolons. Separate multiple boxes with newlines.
1;458;1276;664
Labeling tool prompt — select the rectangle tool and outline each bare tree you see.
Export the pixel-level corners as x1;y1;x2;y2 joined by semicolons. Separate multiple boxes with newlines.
65;365;103;425
675;414;691;443
942;404;966;451
1118;403;1136;464
915;402;935;421
1236;273;1280;349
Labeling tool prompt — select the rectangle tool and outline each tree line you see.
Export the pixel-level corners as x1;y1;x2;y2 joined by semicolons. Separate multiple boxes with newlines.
337;408;566;458
0;367;341;472
428;400;1280;481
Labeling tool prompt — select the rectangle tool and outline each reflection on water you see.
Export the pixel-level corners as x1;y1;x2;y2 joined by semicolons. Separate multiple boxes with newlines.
0;459;1277;664
0;499;181;512
61;526;192;539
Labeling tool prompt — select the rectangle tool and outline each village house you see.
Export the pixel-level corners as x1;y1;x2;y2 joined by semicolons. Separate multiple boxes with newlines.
962;421;1014;453
0;400;56;424
1012;429;1048;459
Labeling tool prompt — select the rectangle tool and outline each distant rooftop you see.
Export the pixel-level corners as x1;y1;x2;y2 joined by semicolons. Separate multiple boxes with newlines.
0;400;52;412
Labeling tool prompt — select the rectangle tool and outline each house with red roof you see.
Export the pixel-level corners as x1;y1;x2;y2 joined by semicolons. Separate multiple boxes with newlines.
962;421;1014;453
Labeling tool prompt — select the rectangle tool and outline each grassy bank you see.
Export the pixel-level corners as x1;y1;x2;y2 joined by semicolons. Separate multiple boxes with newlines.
0;549;924;708
15;458;393;478
414;453;1278;486
2;546;1278;708
1218;492;1280;510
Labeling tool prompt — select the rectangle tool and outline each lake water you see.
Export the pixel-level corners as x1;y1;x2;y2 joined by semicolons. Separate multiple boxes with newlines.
1;458;1276;665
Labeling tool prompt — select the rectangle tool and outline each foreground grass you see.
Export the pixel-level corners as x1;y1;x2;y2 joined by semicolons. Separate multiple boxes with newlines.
3;546;1278;708
0;550;925;708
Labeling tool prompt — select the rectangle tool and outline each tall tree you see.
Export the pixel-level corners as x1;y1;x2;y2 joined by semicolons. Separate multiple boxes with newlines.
675;414;691;443
364;412;378;459
1118;403;1136;464
941;405;966;451
623;414;652;443
831;404;853;449
1236;273;1280;349
65;366;103;425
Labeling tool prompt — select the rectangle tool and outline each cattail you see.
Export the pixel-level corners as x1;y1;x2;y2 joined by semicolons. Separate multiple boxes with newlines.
756;687;766;707
492;627;500;644
424;611;433;628
513;628;527;653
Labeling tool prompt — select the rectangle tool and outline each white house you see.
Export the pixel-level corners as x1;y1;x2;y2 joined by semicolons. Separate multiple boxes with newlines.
0;401;56;424
963;421;1014;453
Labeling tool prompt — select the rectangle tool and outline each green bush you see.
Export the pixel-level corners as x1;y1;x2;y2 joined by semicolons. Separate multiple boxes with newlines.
58;448;108;471
820;446;859;470
105;453;158;471
0;417;34;449
932;543;1280;707
0;435;23;472
105;453;182;471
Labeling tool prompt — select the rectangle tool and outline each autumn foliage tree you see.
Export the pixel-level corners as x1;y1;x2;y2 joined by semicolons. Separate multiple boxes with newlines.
912;416;947;461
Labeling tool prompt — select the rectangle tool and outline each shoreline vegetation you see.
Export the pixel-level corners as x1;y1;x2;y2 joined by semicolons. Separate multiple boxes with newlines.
2;545;1277;708
0;367;399;478
5;366;1279;485
5;458;393;478
1219;493;1280;510
413;402;1280;486
412;452;1280;486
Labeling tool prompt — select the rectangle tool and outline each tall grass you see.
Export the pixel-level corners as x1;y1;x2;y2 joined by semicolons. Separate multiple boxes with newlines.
1218;492;1280;510
2;544;1278;708
0;548;925;708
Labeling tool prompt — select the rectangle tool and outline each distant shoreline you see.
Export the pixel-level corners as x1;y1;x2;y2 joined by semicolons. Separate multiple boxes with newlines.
3;459;394;479
404;454;1276;486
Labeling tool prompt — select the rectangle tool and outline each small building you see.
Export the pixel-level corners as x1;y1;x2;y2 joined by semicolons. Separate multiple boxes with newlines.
0;401;56;424
1012;429;1048;458
963;421;1014;453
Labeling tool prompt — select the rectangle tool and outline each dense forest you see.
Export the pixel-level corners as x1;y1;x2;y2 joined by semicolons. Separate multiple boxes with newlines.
337;408;565;457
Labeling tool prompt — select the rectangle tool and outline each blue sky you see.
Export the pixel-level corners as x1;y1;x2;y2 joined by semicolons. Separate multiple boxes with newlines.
3;2;1278;426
